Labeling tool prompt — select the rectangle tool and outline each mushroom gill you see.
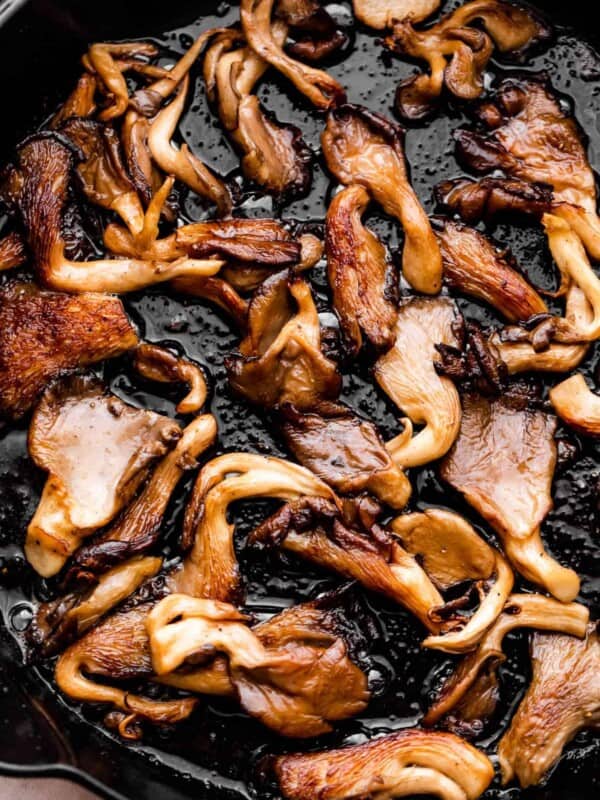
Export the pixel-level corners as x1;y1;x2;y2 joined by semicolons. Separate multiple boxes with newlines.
385;0;550;121
134;344;208;415
353;0;441;30
549;373;600;436
498;625;600;788
424;594;590;731
326;184;398;357
322;104;442;294
0;282;138;420
440;391;580;601
0;230;27;272
25;375;181;577
273;728;494;800
240;0;346;109
374;297;462;469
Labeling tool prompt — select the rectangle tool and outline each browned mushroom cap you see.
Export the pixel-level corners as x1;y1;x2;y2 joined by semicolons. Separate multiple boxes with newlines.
326;184;398;356
204;27;312;200
226;272;341;410
0;230;27;272
424;594;590;730
354;0;440;30
436;176;554;224
25;375;182;577
0;282;138;420
374;297;461;469
173;453;336;601
498;625;600;788
274;728;494;800
440;392;580;601
385;1;550;121
60;118;144;236
176;218;302;264
147;592;369;737
240;0;346;109
276;0;347;62
322;105;442;294
456;76;594;213
121;111;165;212
437;221;547;322
84;42;158;121
9;135;224;293
280;402;411;508
549;373;600;436
148;76;232;217
170;276;249;328
133;344;208;415
250;496;445;631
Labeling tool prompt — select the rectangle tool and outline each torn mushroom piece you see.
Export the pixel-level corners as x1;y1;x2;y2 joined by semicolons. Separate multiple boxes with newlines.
9;135;224;293
498;625;600;788
0;282;138;420
50;72;98;128
240;0;346;109
326;184;398;356
0;230;27;272
25;375;181;578
204;27;312;200
440;392;580;601
385;0;550;121
549;373;600;437
276;0;347;62
147;593;369;737
374;297;462;469
353;0;441;30
279;402;411;509
226;271;341;410
424;594;590;732
322;104;442;294
273;728;494;800
436;221;547;323
134;344;208;415
121;111;166;212
170;276;249;328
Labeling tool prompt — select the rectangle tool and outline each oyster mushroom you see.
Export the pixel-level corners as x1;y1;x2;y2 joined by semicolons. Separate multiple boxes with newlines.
170;276;249;328
0;282;138;420
498;625;600;788
440;392;580;601
147;76;232;217
240;0;346;109
326;184;398;356
0;230;27;272
280;402;411;508
84;42;158;121
226;271;341;410
25;375;181;577
374;297;462;469
322;104;442;294
134;344;208;415
276;0;347;62
549;373;600;436
424;594;590;730
50;72;98;128
273;728;494;800
204;27;312;199
121;110;164;211
385;1;550;121
353;0;441;30
437;221;547;322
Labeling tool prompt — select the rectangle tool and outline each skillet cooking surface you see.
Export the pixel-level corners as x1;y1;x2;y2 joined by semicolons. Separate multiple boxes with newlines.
0;1;599;798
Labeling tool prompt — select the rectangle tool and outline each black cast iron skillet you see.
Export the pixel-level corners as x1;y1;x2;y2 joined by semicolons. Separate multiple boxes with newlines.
0;1;599;798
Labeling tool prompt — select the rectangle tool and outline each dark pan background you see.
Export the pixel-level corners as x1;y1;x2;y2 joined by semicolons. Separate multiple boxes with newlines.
0;1;598;798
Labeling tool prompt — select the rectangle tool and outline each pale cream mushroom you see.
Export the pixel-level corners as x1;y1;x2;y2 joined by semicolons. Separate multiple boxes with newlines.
549;373;600;436
353;0;440;30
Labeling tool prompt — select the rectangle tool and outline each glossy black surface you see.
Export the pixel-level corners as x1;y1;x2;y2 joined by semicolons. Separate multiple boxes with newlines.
0;1;599;798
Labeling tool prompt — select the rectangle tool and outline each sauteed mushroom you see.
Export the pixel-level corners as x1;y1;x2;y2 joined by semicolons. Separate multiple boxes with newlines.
273;728;494;800
374;297;462;468
549;373;600;436
276;0;347;62
353;0;441;30
322;104;442;294
0;230;27;272
0;282;138;419
51;72;98;128
84;42;158;121
25;375;181;577
134;344;208;415
441;391;579;601
498;625;600;788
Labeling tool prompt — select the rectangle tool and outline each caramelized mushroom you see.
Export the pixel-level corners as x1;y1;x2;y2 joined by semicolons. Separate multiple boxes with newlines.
280;402;411;508
204;27;312;199
322;105;442;294
174;453;336;601
437;221;547;322
276;0;347;62
170;275;249;328
121;110;164;210
273;728;494;800
374;297;461;468
549;373;600;436
84;42;158;121
440;392;580;601
436;175;554;224
50;72;98;128
424;594;590;729
25;375;181;577
226;272;341;410
240;0;346;109
0;282;138;420
326;184;398;356
134;344;208;414
498;625;600;788
385;1;550;121
0;230;27;272
353;0;440;30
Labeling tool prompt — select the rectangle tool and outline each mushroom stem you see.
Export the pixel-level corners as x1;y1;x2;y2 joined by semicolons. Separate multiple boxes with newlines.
503;528;580;603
